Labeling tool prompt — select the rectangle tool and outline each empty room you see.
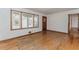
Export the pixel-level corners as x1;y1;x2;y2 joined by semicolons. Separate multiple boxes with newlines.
0;8;79;50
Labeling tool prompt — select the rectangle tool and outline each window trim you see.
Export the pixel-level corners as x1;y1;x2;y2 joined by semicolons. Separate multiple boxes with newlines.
10;10;39;30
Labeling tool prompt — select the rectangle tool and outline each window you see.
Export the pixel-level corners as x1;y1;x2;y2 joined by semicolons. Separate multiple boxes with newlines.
11;10;21;29
28;14;33;28
22;13;28;28
34;15;39;27
11;10;39;30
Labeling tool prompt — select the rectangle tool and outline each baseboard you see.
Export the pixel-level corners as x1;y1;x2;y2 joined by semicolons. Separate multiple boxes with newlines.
47;30;68;34
0;31;42;42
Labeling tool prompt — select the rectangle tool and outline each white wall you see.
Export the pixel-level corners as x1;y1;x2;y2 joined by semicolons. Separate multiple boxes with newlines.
47;9;79;33
0;8;45;41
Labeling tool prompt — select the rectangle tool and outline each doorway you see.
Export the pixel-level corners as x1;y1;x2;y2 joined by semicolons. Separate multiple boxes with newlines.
42;16;47;31
68;14;79;39
68;14;79;33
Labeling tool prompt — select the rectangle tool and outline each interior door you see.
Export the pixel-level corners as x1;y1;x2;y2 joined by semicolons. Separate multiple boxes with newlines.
42;16;47;31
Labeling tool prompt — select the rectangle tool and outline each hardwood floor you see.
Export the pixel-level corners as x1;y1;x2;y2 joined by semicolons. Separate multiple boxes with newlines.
0;31;79;50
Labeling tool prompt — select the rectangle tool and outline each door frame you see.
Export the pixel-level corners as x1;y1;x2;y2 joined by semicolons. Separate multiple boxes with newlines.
68;14;71;34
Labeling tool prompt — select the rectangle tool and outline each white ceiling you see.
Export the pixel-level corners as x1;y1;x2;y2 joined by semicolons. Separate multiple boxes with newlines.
27;8;77;15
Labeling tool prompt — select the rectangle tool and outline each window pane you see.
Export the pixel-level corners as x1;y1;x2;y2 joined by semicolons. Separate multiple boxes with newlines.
22;13;28;28
34;15;39;27
28;15;33;27
12;11;21;29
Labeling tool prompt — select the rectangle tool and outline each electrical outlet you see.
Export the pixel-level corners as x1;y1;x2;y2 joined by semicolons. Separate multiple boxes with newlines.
28;31;32;34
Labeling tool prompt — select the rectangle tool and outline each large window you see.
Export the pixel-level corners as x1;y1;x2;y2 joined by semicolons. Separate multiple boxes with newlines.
11;10;39;30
